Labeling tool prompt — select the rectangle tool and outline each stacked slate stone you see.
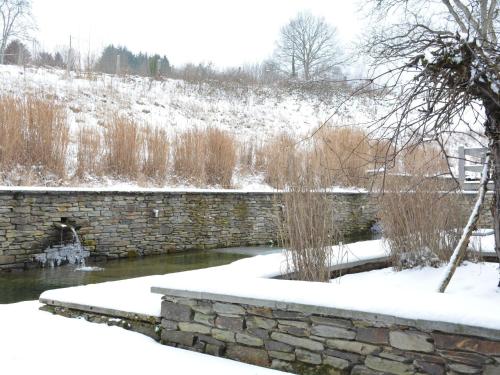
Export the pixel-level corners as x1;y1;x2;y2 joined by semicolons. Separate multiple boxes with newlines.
160;296;500;375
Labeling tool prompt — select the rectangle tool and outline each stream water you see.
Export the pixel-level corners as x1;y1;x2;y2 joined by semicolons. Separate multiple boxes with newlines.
0;232;377;304
0;250;250;304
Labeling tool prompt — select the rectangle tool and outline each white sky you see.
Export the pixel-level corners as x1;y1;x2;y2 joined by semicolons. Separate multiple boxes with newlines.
32;0;363;68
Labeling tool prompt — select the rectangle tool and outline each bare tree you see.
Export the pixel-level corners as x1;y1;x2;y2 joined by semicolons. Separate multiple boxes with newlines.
363;0;499;288
0;0;34;64
275;11;342;81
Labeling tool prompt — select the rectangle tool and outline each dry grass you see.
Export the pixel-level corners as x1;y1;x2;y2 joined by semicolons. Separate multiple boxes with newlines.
142;127;169;183
76;126;103;178
0;95;69;178
379;176;466;270
172;129;207;185
205;128;236;187
104;116;141;179
253;128;377;189
309;127;374;188
172;127;236;187
237;138;260;176
256;133;303;189
372;143;452;191
399;144;449;176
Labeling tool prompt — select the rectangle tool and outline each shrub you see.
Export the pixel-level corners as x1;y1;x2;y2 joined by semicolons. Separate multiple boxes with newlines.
256;133;303;189
379;176;466;270
280;171;342;282
309;126;373;188
172;129;207;185
205;128;236;187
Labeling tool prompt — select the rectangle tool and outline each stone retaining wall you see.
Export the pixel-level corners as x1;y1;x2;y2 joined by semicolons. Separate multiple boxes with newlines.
158;293;500;375
0;190;377;270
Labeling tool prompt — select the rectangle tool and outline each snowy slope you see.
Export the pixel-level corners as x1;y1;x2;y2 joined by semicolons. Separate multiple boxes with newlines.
0;65;375;140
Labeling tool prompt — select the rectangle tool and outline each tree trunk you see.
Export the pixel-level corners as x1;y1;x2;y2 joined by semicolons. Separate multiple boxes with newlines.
491;139;500;266
484;96;500;275
437;155;490;293
0;42;6;65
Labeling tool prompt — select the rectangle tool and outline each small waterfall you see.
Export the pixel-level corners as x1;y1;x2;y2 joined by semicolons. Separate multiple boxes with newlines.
35;224;90;267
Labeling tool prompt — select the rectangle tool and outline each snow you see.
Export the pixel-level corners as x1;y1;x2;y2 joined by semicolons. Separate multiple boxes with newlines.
0;64;375;151
0;184;365;194
470;229;496;254
39;237;500;330
152;260;500;331
40;240;388;317
0;301;288;375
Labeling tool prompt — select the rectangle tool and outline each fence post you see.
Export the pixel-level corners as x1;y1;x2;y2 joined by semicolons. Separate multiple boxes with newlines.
458;146;465;188
116;54;120;76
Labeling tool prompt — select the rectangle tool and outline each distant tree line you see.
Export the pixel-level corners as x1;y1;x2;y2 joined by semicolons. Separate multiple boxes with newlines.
1;8;347;85
95;45;171;77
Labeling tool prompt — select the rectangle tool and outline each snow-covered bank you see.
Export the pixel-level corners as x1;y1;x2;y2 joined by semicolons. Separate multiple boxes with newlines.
40;237;500;334
152;260;500;331
40;240;387;317
0;301;288;375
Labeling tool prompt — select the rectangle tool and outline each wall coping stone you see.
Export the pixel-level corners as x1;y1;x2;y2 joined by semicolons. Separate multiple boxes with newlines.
39;297;161;322
0;187;369;196
151;287;500;341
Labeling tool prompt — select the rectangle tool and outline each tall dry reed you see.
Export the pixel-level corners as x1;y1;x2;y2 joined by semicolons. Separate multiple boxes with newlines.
142;127;169;183
76;126;103;178
104;116;141;179
0;95;69;178
172;127;236;187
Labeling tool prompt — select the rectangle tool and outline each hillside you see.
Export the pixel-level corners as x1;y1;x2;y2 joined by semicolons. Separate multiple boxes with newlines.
0;65;379;189
0;65;484;189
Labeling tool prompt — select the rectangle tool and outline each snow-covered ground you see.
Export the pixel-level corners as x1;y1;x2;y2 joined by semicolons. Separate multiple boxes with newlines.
151;260;500;331
0;301;288;375
0;65;373;141
0;184;366;194
5;237;498;375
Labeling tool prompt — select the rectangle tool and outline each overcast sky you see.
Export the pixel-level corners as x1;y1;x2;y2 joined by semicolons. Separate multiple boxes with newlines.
32;0;363;68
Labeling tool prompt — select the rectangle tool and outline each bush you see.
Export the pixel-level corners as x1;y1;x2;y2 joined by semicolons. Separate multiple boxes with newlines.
205;128;236;187
256;133;303;189
280;171;342;282
379;176;466;270
309;126;373;188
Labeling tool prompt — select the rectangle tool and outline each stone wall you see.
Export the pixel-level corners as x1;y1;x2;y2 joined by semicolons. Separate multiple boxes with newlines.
0;190;377;270
158;293;500;375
